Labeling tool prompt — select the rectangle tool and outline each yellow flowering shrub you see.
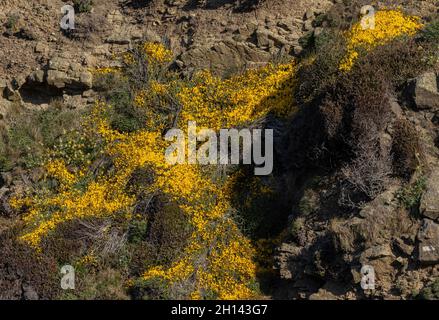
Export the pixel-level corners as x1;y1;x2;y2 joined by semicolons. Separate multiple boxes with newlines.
12;42;298;299
93;67;119;75
77;253;99;269
117;43;173;67
142;42;173;64
178;62;297;130
45;159;79;188
340;9;423;71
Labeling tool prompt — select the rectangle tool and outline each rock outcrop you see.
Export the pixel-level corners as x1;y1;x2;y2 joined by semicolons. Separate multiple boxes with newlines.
420;169;439;221
413;72;439;110
418;219;439;264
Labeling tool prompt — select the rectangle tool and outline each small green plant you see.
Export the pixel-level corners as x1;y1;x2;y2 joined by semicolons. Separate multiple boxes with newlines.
395;175;427;209
312;14;327;28
128;220;148;244
0;137;13;172
129;277;170;300
290;217;304;237
6;103;82;168
417;278;439;300
73;0;94;13
0;154;12;172
7;121;43;168
422;19;439;43
5;14;19;32
298;31;315;50
59;268;129;300
298;189;320;216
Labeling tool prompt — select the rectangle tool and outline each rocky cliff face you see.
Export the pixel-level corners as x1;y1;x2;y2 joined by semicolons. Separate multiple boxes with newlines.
0;0;338;138
271;56;439;300
1;0;439;300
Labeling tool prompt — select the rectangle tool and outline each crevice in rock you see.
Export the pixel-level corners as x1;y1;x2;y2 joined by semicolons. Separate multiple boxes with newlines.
18;82;64;106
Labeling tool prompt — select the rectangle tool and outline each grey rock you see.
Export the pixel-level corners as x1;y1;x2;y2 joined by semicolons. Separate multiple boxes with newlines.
106;33;131;44
303;20;314;32
314;27;324;37
28;70;45;83
309;288;338;300
106;10;124;25
47;70;70;88
93;44;110;56
278;243;302;255
255;28;273;48
180;41;271;77
393;237;414;256
0;78;8;96
144;29;161;43
417;219;439;241
277;21;294;32
275;243;302;280
82;89;95;98
4;86;21;102
304;9;315;20
22;283;39;300
46;56;94;90
413;72;439;110
360;244;394;263
49;57;70;72
12;76;26;89
0;187;13;217
417;219;439;264
1;172;13;186
309;282;346;300
0;98;12;120
333;186;417;254
34;42;49;55
79;72;93;89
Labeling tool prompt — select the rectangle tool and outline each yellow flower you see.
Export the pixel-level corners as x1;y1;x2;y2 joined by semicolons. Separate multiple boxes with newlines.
177;61;297;130
340;9;423;71
14;43;300;300
143;42;173;64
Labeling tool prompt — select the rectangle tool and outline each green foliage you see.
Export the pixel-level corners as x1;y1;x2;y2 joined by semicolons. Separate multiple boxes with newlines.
73;0;94;13
5;14;19;32
59;268;129;300
228;169;289;240
129;277;170;300
0;137;13;172
417;278;439;300
312;14;327;28
395;175;427;209
294;34;433;207
128;220;148;244
392;119;422;180
422;18;439;43
7;117;43;168
298;31;315;50
144;200;192;266
298;189;320;216
94;68;148;134
295;29;347;104
38;105;79;147
290;217;304;237
108;89;147;133
6;103;81;168
95;44;182;134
